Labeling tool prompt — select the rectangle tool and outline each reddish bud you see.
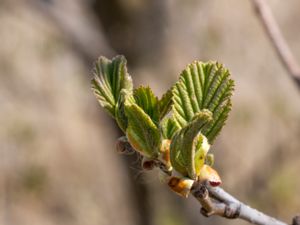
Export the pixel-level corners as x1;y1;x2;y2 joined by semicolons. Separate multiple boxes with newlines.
198;165;222;187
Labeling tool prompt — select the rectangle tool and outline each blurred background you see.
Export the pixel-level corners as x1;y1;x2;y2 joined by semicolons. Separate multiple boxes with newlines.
0;0;300;225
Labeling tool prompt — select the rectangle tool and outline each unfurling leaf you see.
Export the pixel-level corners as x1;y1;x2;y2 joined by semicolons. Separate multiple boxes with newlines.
170;110;213;179
91;55;133;119
158;88;173;120
133;86;160;125
161;117;180;139
194;134;210;175
124;95;161;159
115;89;131;132
172;61;234;143
91;56;234;186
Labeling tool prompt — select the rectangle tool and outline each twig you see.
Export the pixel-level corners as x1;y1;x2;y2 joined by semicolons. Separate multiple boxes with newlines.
117;139;291;225
250;0;300;88
191;182;241;218
203;184;287;225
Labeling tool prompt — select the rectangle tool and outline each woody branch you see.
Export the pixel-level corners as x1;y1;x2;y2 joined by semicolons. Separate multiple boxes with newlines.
117;137;298;225
250;0;300;88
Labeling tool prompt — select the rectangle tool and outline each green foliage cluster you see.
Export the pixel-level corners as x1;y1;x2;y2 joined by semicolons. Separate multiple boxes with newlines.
91;55;234;180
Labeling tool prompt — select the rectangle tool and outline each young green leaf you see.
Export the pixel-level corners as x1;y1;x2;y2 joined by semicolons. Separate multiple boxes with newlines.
133;86;159;125
91;55;133;118
161;117;180;140
124;95;161;159
194;134;210;176
115;89;131;132
172;61;234;143
170;110;213;179
158;88;173;120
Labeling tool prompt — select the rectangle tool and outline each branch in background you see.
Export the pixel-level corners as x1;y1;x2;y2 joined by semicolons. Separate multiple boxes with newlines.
250;0;300;89
26;0;115;64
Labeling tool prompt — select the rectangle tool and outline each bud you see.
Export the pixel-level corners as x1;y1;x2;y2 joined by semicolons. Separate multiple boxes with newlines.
158;139;172;171
198;165;222;187
115;136;132;154
142;157;155;170
167;176;194;198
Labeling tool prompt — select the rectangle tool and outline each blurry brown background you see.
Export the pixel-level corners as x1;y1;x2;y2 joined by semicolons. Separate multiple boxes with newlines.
0;0;300;225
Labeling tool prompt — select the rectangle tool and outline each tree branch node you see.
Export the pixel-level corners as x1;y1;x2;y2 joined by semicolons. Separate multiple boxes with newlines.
224;202;241;219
